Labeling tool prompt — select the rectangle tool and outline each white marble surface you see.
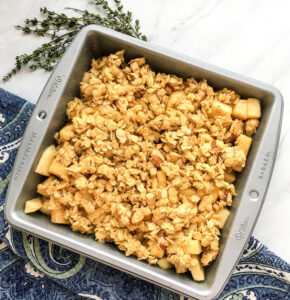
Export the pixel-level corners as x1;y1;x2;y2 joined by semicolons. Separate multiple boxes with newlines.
0;0;289;262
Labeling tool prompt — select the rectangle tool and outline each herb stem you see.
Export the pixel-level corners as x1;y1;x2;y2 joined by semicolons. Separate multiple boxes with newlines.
3;0;147;81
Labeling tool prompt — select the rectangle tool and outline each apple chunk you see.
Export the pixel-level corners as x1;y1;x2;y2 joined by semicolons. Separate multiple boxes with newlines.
190;255;205;281
24;198;42;214
48;159;68;181
247;98;261;119
214;208;230;229
236;134;252;156
39;199;52;216
51;207;69;224
212;101;232;116
232;100;248;120
182;240;202;255
35;145;56;176
157;258;173;269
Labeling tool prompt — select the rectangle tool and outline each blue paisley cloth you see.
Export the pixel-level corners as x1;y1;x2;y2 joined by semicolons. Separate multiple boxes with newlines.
0;88;289;300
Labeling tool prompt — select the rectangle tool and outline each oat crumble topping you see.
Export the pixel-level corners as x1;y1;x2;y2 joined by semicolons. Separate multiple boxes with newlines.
26;50;261;281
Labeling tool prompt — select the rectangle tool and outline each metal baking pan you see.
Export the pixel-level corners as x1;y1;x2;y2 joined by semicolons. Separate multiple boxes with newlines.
4;25;283;300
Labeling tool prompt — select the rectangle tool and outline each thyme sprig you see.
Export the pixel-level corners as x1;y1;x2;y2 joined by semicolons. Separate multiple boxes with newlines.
3;0;147;81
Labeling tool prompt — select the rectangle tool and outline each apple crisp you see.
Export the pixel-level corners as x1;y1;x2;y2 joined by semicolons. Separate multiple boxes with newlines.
25;50;261;281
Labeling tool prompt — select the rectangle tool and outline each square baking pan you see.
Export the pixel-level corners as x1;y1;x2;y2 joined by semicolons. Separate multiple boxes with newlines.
4;25;283;300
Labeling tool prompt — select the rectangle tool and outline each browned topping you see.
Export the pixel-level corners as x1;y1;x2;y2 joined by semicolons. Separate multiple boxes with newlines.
31;50;261;281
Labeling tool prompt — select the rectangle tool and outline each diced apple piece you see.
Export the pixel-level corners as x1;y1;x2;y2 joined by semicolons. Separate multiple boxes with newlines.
175;263;187;274
224;171;236;183
247;98;261;119
212;101;232;116
236;134;252;156
51;207;69;224
37;185;48;197
37;176;55;196
214;208;230;229
48;159;68;181
157;258;173;269
24;198;43;214
232;100;248;120
39;199;52;216
59;123;75;141
150;243;164;258
182;240;202;255
190;255;205;281
35;145;56;176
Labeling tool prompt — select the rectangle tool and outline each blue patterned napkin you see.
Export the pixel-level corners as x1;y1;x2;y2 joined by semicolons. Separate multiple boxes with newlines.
0;88;289;300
